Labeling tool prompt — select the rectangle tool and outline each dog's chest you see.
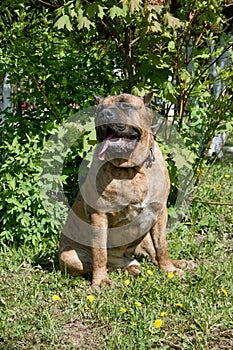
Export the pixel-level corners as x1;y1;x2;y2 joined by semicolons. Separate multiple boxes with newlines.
96;167;152;228
98;167;147;207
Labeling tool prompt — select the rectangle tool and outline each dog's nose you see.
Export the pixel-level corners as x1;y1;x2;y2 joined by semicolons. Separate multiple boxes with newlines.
99;109;115;121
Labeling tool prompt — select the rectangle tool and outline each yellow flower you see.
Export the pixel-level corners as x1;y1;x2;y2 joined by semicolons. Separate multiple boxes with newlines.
168;272;174;279
87;295;95;303
215;183;221;188
147;269;153;276
125;279;131;286
120;307;127;313
221;288;228;297
135;301;142;307
154;319;163;329
196;168;201;175
160;311;167;317
224;174;231;179
141;277;147;282
176;302;183;308
52;295;61;301
84;306;89;310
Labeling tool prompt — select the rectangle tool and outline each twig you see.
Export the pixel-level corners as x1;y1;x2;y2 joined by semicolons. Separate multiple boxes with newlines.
185;43;233;101
129;36;140;48
194;199;233;206
101;20;123;53
37;0;59;8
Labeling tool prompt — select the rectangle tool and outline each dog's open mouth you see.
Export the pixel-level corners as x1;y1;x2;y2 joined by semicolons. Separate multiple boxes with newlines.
98;126;141;161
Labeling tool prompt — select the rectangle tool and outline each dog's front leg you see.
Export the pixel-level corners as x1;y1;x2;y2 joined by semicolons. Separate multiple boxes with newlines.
150;208;183;275
91;212;111;287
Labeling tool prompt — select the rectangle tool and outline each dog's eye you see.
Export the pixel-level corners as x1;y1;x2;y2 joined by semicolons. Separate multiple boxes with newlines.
120;102;131;109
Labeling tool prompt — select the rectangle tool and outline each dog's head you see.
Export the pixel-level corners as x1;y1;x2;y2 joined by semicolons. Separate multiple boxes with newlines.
95;93;154;167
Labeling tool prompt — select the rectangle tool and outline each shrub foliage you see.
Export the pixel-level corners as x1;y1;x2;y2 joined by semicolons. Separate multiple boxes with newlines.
0;0;232;250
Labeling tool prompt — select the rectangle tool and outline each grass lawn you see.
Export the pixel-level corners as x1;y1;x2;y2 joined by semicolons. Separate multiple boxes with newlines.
0;160;232;350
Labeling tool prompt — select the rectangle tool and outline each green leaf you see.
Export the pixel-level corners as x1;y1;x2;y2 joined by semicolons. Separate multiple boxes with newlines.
147;12;161;32
164;12;183;29
128;0;142;13
98;5;105;19
109;5;127;19
179;68;189;82
86;3;98;17
54;15;73;31
168;41;175;52
77;9;94;30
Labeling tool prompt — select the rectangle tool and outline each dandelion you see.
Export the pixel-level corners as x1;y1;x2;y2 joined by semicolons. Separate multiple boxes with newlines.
135;301;142;307
52;295;61;301
221;288;228;297
141;277;147;282
196;168;201;175
160;311;167;317
167;272;174;279
176;302;183;308
147;269;153;276
87;295;95;303
154;319;163;329
120;307;127;313
125;279;131;286
224;174;231;179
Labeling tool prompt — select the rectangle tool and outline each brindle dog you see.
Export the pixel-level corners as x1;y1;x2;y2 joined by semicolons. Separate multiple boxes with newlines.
59;93;194;287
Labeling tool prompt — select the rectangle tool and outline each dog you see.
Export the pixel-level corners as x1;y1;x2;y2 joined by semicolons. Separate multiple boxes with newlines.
59;93;193;287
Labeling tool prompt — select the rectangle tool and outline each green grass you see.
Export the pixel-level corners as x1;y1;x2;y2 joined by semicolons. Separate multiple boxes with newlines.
1;160;232;350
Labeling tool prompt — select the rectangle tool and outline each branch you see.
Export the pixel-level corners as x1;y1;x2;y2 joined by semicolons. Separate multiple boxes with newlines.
37;0;59;8
101;20;124;54
185;43;233;102
129;36;140;48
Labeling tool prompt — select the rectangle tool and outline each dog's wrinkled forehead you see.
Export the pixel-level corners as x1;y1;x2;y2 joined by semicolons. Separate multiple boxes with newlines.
95;93;153;128
97;94;143;108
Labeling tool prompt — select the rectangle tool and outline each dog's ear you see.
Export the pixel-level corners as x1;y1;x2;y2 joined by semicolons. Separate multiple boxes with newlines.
94;94;104;106
143;92;153;107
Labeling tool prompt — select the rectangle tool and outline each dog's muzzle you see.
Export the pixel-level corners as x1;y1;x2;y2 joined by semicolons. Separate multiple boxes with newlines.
96;105;141;161
97;123;141;161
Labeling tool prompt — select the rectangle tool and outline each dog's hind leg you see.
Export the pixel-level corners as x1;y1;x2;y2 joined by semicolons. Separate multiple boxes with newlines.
59;234;92;276
59;249;84;276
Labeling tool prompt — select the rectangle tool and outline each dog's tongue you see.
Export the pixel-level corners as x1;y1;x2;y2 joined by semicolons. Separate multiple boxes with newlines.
98;133;137;160
98;133;116;160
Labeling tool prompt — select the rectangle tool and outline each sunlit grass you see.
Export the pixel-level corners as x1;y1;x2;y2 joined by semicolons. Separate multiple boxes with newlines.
1;160;232;349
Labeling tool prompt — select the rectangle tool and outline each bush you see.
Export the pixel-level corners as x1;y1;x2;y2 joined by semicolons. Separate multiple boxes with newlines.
0;134;66;253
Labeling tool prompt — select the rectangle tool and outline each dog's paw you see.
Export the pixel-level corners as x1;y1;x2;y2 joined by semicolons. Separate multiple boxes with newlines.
159;259;197;277
158;260;184;276
91;270;115;288
92;278;115;289
123;259;141;276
